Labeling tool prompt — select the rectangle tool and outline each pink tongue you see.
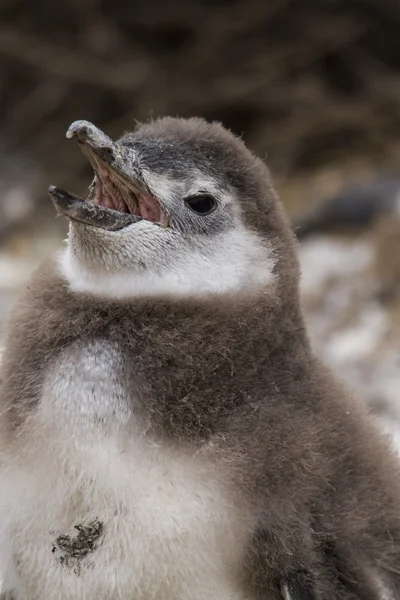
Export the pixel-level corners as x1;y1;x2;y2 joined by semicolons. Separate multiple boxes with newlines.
104;195;116;209
139;195;161;222
93;178;116;210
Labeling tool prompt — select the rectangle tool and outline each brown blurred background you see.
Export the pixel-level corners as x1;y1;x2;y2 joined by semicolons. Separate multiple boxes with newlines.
0;0;399;437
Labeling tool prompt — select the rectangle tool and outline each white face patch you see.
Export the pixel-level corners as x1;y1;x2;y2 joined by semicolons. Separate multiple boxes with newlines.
57;156;277;301
60;225;275;300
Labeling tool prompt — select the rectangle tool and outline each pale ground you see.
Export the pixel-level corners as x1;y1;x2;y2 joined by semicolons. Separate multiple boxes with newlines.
299;234;400;451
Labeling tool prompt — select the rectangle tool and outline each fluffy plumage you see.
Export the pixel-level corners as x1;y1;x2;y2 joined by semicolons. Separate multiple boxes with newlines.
1;117;400;600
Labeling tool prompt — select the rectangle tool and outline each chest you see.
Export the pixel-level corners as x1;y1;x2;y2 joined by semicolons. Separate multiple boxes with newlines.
1;343;254;600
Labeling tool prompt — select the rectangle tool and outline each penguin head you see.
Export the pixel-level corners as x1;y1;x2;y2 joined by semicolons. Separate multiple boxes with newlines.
50;117;298;299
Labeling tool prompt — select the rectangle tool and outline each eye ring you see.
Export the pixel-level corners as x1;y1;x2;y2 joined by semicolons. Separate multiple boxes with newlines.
184;194;216;216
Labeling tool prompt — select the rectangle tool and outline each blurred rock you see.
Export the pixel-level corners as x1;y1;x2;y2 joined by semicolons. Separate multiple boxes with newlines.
293;177;400;239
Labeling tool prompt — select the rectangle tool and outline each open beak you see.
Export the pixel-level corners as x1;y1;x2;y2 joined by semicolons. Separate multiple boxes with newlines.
48;186;141;231
48;120;169;230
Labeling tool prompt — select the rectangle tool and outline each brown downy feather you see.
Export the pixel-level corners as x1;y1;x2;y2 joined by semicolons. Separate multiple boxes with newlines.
2;257;400;598
1;117;400;600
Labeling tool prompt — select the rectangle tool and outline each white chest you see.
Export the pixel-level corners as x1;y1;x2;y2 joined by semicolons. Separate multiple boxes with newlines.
0;343;253;600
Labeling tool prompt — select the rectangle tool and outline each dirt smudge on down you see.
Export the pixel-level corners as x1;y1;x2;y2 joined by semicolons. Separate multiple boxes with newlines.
52;519;104;575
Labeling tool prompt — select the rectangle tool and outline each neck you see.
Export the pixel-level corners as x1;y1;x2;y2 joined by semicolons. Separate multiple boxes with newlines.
60;229;276;300
1;258;310;438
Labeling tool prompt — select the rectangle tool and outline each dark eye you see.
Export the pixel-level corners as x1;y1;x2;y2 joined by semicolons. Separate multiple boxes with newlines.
184;194;216;215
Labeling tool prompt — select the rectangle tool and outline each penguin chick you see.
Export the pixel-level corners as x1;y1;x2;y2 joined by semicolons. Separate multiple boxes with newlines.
1;118;400;600
293;177;400;239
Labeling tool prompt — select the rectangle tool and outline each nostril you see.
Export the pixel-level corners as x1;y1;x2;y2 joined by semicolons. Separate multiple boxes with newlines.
99;147;115;163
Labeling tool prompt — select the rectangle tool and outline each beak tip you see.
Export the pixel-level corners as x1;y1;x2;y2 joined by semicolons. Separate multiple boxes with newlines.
66;120;94;142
